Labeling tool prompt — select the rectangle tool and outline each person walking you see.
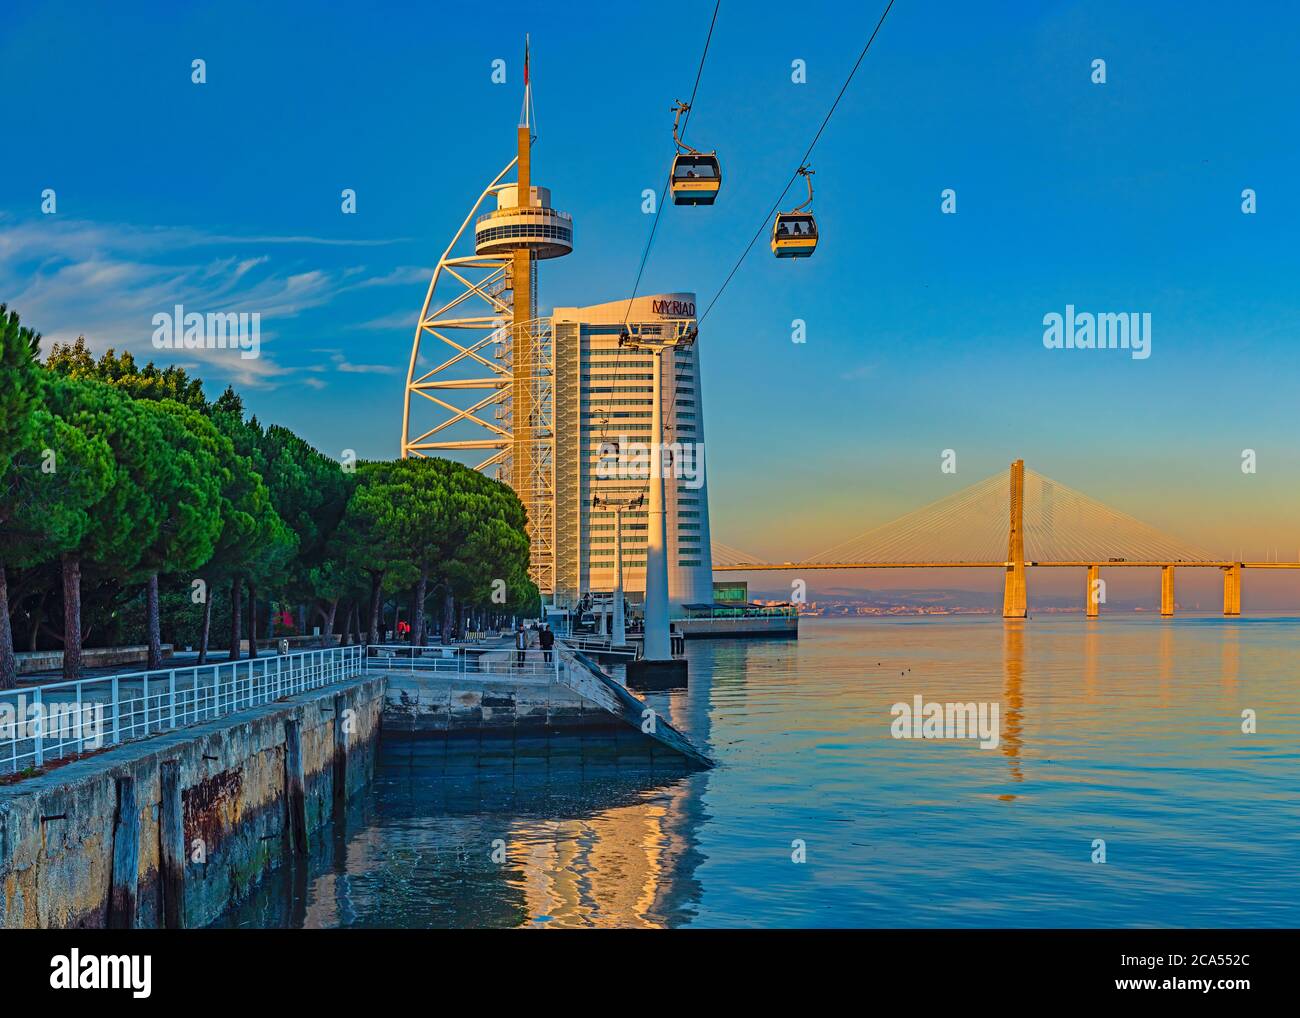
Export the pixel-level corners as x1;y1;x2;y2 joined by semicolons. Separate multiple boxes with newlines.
515;623;528;666
539;622;555;663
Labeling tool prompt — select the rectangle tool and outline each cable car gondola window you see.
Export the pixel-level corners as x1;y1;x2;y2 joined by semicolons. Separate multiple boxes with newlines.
673;156;718;178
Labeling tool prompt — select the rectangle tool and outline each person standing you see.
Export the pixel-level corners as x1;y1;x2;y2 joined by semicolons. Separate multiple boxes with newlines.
539;622;555;663
515;623;528;666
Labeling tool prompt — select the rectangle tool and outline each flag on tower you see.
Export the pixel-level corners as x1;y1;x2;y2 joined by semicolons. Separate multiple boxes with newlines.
524;35;530;87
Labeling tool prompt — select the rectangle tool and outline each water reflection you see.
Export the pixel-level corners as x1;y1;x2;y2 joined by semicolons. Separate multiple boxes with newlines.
1001;623;1025;787
215;740;707;929
216;615;1300;929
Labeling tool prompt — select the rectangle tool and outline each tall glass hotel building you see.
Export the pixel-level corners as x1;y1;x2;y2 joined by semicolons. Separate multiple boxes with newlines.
550;293;714;614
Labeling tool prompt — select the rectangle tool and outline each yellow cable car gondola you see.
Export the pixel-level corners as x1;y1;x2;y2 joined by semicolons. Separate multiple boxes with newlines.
669;100;721;206
771;167;818;258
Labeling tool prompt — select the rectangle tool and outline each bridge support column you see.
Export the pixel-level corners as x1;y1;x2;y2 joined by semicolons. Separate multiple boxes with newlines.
1003;565;1026;619
1161;565;1175;617
1085;565;1100;617
1222;563;1241;616
1002;460;1027;618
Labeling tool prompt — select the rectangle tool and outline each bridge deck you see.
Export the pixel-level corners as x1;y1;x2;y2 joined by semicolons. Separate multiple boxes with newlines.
714;561;1300;571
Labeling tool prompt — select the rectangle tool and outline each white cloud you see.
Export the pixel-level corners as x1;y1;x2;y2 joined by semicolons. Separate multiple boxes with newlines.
346;265;434;289
353;310;417;331
0;215;408;390
311;348;399;375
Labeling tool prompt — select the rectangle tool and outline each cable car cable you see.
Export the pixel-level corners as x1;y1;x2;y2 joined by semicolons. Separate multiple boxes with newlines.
698;0;896;324
599;0;721;458
619;0;720;329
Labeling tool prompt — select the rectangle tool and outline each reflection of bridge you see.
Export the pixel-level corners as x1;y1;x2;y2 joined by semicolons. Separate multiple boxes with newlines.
712;460;1299;618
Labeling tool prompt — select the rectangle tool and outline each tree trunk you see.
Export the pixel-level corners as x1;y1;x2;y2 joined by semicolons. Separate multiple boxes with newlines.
349;601;359;645
413;572;428;647
146;572;163;670
0;562;16;690
62;553;83;681
441;589;454;644
198;582;213;665
323;598;338;647
368;573;383;645
27;589;46;652
247;579;259;658
228;576;242;661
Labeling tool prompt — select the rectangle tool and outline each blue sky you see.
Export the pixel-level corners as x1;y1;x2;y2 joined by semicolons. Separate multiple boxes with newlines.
2;0;1298;596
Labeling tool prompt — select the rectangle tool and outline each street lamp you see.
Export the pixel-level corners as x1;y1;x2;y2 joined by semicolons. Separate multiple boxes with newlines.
619;323;693;687
593;491;643;648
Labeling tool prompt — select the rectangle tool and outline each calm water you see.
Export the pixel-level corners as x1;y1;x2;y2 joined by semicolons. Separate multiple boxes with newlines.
216;615;1300;928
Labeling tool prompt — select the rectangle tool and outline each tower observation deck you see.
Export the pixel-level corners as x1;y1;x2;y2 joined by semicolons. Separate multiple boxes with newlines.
474;185;573;260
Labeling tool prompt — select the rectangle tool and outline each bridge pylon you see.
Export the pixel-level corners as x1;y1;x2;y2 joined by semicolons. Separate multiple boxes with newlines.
1002;459;1027;618
1086;564;1101;617
1222;563;1242;616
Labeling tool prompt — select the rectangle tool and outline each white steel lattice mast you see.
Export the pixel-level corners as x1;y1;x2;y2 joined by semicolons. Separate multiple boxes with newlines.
400;36;573;596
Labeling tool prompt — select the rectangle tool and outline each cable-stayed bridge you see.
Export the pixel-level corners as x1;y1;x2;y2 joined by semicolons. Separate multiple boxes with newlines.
712;460;1300;617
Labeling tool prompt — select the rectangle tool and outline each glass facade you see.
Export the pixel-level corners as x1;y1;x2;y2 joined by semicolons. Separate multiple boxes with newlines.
550;294;714;614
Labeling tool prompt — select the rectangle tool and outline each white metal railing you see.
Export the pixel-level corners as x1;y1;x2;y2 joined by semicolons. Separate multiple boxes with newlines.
476;207;573;225
684;606;799;619
560;635;637;657
1;644;365;777
365;642;559;680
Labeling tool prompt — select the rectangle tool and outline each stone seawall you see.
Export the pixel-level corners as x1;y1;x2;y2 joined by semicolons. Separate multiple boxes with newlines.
379;656;713;768
0;674;385;929
382;671;622;734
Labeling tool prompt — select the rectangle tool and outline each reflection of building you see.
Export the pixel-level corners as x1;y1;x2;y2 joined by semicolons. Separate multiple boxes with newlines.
551;294;714;613
514;780;701;928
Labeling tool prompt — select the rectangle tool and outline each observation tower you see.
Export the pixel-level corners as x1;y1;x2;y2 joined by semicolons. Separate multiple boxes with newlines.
401;37;573;595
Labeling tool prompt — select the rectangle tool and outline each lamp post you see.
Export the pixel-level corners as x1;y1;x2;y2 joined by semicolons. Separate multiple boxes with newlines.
594;492;643;648
620;323;693;688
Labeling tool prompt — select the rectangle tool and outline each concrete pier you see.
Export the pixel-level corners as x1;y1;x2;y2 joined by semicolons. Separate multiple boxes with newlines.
1223;563;1242;616
379;647;712;768
1086;565;1101;618
382;670;618;734
674;615;798;639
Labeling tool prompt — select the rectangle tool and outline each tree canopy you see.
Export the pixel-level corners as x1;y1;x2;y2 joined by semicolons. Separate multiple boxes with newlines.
0;305;536;686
